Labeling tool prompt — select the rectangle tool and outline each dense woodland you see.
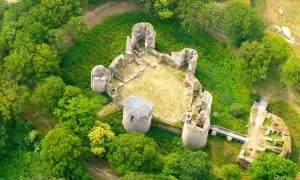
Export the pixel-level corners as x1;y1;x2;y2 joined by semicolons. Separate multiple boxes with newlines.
0;0;299;179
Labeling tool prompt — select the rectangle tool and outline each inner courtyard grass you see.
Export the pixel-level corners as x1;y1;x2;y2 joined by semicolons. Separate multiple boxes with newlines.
62;12;251;133
116;55;189;121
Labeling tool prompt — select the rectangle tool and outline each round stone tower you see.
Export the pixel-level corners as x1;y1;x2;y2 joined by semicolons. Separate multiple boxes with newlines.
123;95;153;134
182;118;210;149
182;91;212;149
91;65;111;93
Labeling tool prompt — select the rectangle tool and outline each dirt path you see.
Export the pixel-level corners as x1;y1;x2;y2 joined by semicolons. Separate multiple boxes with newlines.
83;2;144;29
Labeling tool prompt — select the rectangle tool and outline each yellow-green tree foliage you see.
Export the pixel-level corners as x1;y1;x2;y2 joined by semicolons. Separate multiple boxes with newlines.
88;122;115;156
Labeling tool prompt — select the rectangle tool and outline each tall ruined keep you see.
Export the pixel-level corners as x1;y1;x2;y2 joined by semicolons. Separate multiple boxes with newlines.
91;22;212;149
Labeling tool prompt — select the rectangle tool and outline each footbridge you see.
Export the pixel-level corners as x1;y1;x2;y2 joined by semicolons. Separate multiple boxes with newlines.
210;125;248;143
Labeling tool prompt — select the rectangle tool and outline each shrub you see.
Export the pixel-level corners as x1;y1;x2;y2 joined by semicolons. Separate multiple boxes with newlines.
229;103;246;117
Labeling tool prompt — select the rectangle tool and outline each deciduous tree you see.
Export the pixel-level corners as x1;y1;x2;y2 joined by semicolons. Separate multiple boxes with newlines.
281;56;300;90
88;122;115;156
220;2;264;46
154;0;177;19
31;76;66;115
107;132;162;173
236;41;271;85
54;86;101;138
41;128;90;179
248;153;298;180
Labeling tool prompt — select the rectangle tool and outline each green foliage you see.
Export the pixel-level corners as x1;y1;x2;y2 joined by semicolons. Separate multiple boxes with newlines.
177;0;204;31
229;103;246;118
262;35;291;65
66;16;88;40
280;56;300;89
219;2;265;46
154;0;177;19
107;132;162;173
220;164;241;180
248;153;298;180
0;71;31;121
120;172;174;180
146;126;184;155
31;76;66;115
237;41;271;85
88;121;115;156
63;12;250;133
199;2;222;30
32;43;60;79
250;93;261;103
54;86;102;139
179;150;214;180
99;110;126;135
162;153;180;177
41;128;90;179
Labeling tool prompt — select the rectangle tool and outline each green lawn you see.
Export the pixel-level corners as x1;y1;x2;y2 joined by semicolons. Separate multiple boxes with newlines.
62;12;251;133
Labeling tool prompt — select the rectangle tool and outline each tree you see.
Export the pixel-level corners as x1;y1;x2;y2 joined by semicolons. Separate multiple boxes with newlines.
199;2;222;30
176;0;205;31
32;43;60;79
236;41;271;85
46;28;67;54
280;56;300;89
220;164;241;180
65;16;88;40
107;132;162;173
262;35;291;65
88;122;115;156
219;2;264;46
179;150;214;180
0;71;31;121
31;76;66;115
54;86;101;139
41;128;90;179
162;153;180;177
4;49;34;82
154;0;177;19
248;153;298;180
119;172;173;180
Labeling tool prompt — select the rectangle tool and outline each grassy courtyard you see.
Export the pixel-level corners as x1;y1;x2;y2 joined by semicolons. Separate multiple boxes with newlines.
117;54;189;121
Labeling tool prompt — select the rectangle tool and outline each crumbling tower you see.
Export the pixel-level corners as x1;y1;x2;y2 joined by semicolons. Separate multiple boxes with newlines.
91;65;111;93
122;95;153;134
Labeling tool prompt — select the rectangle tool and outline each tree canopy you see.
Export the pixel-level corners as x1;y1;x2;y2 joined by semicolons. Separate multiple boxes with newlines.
280;56;300;90
219;2;264;46
248;153;298;180
54;86;101;139
88;121;115;156
30;76;66;115
107;132;162;173
154;0;177;19
162;150;214;180
41;128;90;179
236;41;271;85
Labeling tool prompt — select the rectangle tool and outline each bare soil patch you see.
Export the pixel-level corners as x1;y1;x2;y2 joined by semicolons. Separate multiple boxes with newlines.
83;2;144;29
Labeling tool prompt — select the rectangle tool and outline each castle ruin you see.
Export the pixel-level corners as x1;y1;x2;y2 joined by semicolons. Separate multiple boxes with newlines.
91;22;212;149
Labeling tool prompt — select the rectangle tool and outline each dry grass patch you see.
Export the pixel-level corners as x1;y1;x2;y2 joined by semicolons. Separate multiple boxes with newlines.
118;55;190;122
